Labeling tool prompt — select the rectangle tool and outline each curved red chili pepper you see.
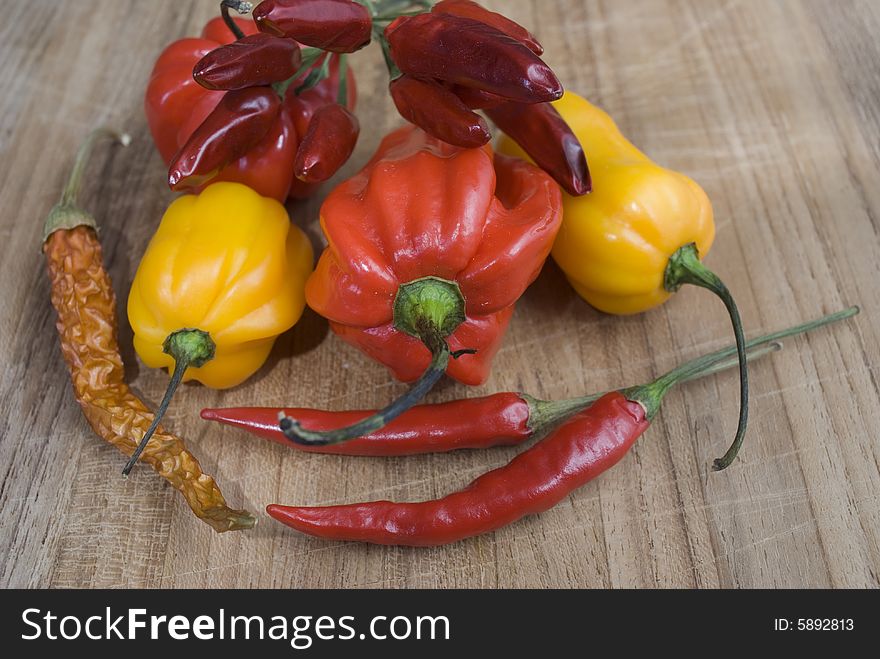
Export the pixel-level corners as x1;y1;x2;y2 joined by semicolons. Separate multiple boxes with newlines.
168;87;281;191
389;75;491;148
193;33;302;90
267;393;649;546
253;0;372;53
201;393;530;456
432;0;543;54
385;13;562;104
294;103;360;182
486;100;591;196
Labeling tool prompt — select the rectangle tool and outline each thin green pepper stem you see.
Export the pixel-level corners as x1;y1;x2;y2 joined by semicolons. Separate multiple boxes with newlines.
220;0;252;41
273;48;324;98
280;323;457;446
122;358;188;476
122;329;215;476
623;305;859;470
294;52;331;95
43;128;130;241
375;31;402;79
527;342;780;435
337;54;349;107
664;243;748;470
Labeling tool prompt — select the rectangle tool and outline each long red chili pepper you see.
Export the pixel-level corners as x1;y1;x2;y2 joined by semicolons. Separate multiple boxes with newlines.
204;308;857;457
265;306;859;546
486;99;591;196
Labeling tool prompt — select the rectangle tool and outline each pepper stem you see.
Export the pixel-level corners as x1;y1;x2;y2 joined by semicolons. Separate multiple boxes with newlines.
43;128;130;242
526;341;781;435
663;243;748;469
122;329;216;475
280;277;470;446
220;0;252;41
337;54;349;107
622;305;859;470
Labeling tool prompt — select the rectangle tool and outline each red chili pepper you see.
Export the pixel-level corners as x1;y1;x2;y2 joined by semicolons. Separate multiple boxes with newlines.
389;75;490;148
205;309;856;457
253;0;372;53
193;33;302;90
168;87;281;191
294;103;360;182
486;100;591;196
264;307;859;545
267;393;646;546
385;13;562;104
202;393;530;456
432;0;543;54
144;16;356;201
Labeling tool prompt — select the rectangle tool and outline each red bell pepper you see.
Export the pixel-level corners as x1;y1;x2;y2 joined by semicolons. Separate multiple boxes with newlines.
144;16;356;201
282;125;561;446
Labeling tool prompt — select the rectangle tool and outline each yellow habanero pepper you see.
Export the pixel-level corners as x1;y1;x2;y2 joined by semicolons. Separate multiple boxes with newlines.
499;91;749;471
124;182;313;474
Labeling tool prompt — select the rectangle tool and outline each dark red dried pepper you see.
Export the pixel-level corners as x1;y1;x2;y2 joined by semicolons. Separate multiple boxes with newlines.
167;86;281;191
385;12;562;104
486;100;591;196
193;33;302;90
432;0;543;54
294;103;360;182
253;0;372;53
389;75;490;148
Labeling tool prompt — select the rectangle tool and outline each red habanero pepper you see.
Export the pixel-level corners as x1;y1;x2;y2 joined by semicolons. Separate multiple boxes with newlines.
279;125;562;446
204;307;857;456
294;103;360;182
144;16;356;201
253;0;372;53
389;75;491;149
486;100;591;196
193;33;302;90
265;307;860;546
168;87;281;191
432;0;544;54
385;13;562;104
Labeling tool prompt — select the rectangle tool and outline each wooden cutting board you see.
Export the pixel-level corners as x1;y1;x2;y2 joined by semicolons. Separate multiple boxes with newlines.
1;0;878;588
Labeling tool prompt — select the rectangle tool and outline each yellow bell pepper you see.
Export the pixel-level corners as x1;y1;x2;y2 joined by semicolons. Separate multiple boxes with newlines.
499;91;749;471
124;181;312;473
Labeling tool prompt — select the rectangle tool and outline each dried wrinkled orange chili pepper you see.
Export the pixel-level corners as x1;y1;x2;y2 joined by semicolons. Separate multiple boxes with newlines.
42;128;255;533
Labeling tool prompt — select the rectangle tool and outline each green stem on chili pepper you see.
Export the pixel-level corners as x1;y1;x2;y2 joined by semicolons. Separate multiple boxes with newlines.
280;276;474;446
272;47;325;98
663;242;748;470
337;54;349;107
122;329;216;475
220;0;253;40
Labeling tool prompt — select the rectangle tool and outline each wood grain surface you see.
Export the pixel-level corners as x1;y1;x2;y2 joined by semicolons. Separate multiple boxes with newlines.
1;0;878;589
